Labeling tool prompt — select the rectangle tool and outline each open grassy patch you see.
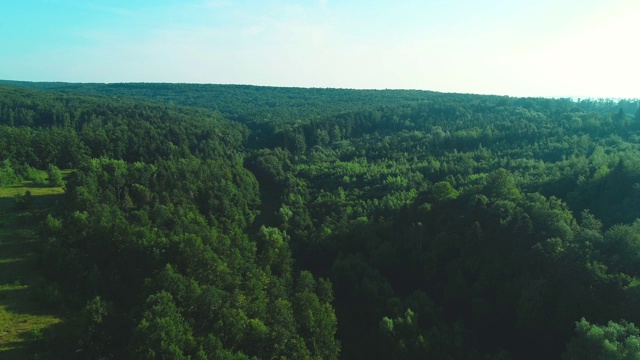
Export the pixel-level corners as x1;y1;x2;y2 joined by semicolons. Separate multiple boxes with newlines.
0;178;66;358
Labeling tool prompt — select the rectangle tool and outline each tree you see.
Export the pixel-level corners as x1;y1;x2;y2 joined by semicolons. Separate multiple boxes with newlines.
293;271;341;360
379;308;428;359
430;181;458;204
256;226;293;277
563;318;640;360
132;291;195;360
79;296;114;358
0;159;20;187
485;168;521;201
267;298;310;359
47;163;64;187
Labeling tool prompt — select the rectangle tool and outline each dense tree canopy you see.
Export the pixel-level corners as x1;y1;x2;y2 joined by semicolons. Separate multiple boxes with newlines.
1;81;640;358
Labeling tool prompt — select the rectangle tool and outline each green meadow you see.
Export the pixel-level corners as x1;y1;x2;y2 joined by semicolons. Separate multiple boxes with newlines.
0;174;66;358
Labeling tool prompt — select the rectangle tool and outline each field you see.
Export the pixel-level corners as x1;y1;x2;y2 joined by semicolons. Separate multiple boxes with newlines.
0;175;66;358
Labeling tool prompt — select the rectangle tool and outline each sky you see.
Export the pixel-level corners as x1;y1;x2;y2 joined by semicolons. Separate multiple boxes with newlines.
1;0;639;98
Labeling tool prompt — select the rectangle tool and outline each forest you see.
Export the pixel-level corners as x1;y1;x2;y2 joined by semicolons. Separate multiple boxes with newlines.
1;80;640;359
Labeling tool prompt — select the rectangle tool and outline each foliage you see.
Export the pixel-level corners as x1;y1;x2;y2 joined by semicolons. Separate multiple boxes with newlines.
1;82;640;359
0;159;21;187
563;318;640;360
47;164;64;187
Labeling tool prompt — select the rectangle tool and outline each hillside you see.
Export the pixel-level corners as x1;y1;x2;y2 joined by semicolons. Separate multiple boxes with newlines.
1;81;640;359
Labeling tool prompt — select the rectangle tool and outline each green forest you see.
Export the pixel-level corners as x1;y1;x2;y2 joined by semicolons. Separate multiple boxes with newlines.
1;80;640;359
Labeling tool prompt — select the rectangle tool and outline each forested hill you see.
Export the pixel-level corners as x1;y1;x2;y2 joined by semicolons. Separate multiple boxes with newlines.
4;79;638;123
1;81;640;359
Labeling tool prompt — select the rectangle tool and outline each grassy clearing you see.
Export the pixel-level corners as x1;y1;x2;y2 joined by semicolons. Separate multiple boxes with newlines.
0;175;66;358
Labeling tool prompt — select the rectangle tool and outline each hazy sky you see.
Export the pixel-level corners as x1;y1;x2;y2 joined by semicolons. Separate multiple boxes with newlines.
1;0;639;98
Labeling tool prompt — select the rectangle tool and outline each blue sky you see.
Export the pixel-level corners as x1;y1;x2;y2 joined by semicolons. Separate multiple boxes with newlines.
1;0;638;98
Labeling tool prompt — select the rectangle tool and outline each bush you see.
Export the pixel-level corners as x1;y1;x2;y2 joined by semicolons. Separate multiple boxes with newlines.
0;159;21;187
27;166;48;185
47;164;64;187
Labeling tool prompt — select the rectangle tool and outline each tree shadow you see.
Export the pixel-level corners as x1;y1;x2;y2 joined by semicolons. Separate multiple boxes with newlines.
0;191;65;357
0;261;66;358
0;194;64;223
0;340;31;359
0;319;76;360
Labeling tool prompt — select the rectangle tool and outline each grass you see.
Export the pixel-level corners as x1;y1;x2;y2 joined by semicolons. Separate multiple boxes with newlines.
0;174;66;358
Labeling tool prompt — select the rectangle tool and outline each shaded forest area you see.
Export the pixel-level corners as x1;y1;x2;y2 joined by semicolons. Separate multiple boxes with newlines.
1;81;640;359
